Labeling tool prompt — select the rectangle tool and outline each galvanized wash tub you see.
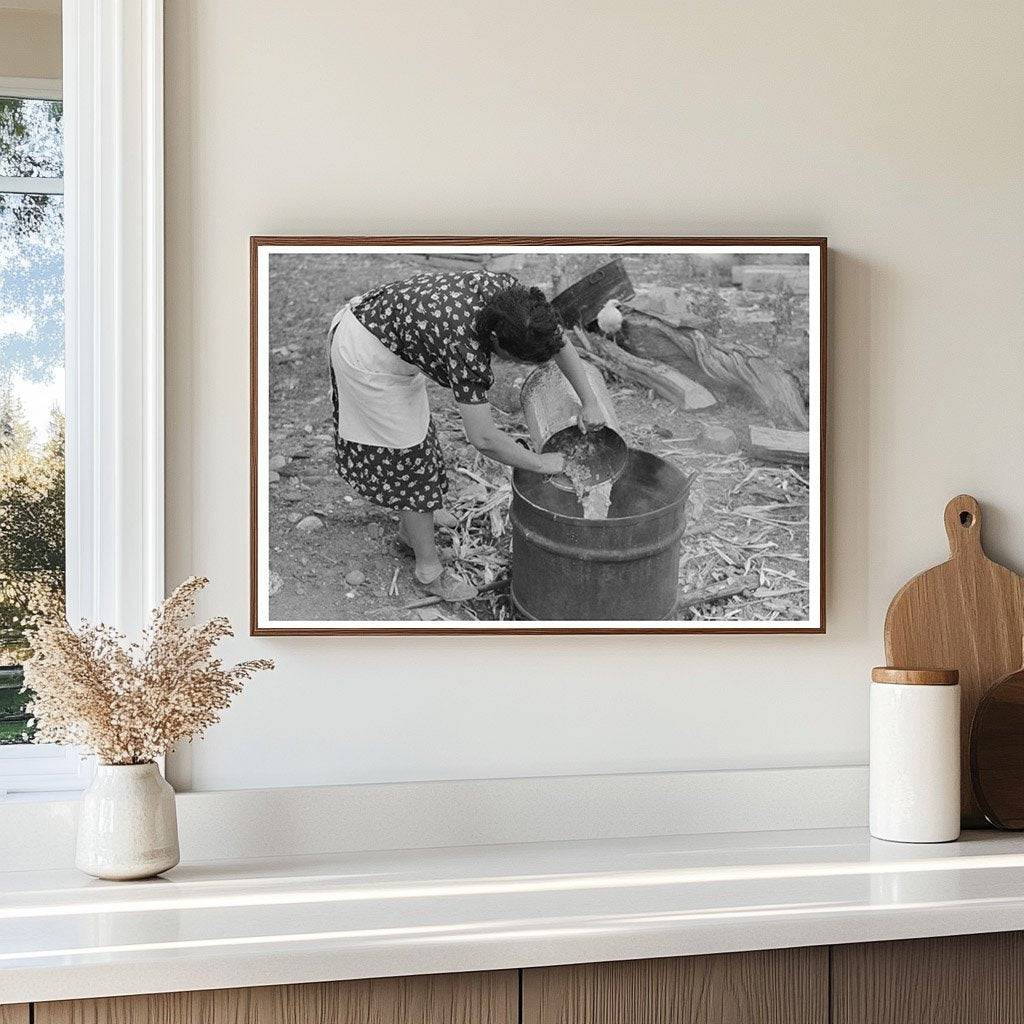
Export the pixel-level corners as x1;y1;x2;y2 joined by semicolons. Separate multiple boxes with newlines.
510;450;689;621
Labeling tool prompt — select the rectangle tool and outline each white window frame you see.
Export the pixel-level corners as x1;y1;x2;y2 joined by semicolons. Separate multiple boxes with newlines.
0;1;165;799
0;76;64;194
0;77;61;101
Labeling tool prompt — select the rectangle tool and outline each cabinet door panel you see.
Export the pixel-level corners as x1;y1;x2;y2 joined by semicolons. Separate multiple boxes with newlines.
523;948;828;1024
832;932;1024;1024
36;970;517;1024
0;1006;29;1024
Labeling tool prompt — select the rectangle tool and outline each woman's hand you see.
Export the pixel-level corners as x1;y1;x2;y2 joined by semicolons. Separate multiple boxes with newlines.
460;402;568;474
537;452;566;475
577;401;606;434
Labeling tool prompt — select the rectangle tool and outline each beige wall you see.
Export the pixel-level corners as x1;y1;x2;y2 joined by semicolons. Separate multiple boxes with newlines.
164;1;1024;791
0;7;60;80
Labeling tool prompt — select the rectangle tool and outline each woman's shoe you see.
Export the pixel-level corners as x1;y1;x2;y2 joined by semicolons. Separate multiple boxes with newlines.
434;509;459;529
418;568;478;602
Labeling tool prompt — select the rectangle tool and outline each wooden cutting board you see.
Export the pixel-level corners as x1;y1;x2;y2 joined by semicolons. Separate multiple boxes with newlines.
884;494;1024;826
970;651;1024;829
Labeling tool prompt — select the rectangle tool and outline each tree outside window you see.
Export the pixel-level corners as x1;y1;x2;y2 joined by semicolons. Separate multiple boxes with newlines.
0;94;65;744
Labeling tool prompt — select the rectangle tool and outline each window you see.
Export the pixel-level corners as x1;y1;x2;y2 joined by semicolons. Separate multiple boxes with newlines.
0;5;166;797
0;79;86;797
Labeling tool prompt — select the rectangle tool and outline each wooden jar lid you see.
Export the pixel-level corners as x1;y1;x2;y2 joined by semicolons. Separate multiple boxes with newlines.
871;667;960;686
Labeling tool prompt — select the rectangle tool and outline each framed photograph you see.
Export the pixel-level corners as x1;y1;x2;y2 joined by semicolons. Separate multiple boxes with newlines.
251;237;826;635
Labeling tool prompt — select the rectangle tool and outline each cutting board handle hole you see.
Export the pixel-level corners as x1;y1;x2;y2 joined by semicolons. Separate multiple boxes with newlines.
944;495;983;557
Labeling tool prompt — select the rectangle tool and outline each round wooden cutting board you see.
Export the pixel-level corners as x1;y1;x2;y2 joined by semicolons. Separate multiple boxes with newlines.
970;656;1024;829
884;494;1024;826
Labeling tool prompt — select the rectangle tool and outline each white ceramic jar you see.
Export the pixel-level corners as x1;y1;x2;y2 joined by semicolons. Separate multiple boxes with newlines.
869;667;960;843
76;762;180;880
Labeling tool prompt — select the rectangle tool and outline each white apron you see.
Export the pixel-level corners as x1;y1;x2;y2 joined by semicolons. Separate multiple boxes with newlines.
328;303;430;449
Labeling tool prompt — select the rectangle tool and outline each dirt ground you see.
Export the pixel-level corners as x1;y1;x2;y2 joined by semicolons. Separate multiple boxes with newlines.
265;253;812;624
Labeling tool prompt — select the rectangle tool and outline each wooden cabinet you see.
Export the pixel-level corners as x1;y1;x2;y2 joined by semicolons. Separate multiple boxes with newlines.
522;948;828;1024
34;971;517;1024
24;932;1024;1024
832;932;1024;1024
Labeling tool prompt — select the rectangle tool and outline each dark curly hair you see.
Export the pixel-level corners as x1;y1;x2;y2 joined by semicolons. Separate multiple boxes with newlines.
475;285;564;363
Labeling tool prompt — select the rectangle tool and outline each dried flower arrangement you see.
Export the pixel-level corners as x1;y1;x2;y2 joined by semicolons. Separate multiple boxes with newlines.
22;577;273;765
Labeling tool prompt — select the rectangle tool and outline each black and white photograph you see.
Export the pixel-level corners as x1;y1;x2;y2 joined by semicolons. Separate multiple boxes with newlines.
251;239;824;633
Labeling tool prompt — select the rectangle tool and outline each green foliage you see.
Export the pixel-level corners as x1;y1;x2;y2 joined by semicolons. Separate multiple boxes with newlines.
0;97;61;240
1;95;64;384
0;97;62;175
0;666;30;744
0;404;64;575
0;192;64;383
1;97;66;740
0;190;55;244
0;395;65;742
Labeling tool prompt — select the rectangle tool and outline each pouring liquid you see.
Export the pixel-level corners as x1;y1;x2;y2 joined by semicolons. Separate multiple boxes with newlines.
554;434;616;520
544;426;626;520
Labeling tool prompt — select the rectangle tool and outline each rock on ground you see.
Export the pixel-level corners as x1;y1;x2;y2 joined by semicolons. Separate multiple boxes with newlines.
703;424;740;453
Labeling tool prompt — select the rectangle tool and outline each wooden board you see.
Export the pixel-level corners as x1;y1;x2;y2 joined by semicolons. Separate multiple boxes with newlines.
832;932;1024;1023
969;658;1024;827
36;972;517;1024
0;1006;29;1024
748;425;810;464
522;948;828;1024
884;494;1024;826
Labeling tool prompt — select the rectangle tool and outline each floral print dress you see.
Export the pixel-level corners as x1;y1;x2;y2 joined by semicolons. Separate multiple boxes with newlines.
330;270;517;512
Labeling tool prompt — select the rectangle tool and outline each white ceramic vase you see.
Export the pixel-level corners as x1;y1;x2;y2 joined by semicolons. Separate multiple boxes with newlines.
76;762;180;880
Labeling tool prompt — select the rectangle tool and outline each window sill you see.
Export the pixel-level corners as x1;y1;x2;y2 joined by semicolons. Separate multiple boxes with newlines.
0;744;93;799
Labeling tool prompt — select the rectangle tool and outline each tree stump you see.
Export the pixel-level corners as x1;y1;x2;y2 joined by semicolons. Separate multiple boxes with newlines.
622;306;808;429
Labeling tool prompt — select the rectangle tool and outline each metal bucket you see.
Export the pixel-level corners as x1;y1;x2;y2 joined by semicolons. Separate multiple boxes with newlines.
510;450;689;621
521;361;626;492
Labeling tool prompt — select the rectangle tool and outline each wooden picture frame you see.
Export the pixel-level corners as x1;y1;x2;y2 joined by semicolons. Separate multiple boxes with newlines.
251;237;827;635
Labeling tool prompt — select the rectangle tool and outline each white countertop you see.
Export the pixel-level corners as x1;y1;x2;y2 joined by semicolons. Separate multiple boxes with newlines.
4;826;1024;1004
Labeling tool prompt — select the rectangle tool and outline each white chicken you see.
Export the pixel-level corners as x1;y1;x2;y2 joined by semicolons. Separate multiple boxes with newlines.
596;299;624;341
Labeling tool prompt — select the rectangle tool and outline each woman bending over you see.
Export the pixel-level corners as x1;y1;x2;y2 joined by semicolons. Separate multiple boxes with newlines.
329;270;604;601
